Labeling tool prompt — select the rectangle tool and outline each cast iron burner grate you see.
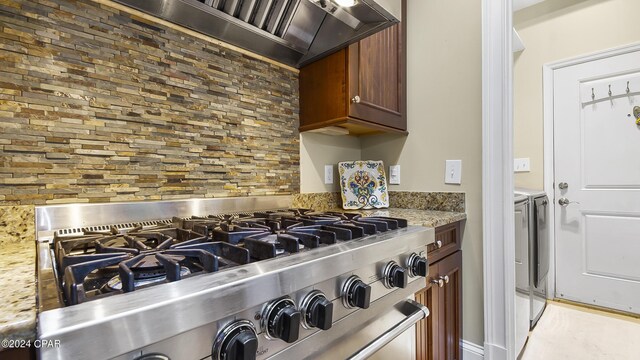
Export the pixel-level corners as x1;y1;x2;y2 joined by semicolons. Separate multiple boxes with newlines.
51;209;407;306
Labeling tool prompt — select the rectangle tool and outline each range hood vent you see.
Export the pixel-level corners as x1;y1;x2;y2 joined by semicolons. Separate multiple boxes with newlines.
115;0;400;68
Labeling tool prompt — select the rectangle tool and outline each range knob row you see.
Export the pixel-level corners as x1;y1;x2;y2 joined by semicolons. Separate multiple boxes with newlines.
213;253;428;360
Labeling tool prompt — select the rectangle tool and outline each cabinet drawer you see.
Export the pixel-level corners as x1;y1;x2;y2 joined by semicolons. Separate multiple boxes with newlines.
427;221;463;264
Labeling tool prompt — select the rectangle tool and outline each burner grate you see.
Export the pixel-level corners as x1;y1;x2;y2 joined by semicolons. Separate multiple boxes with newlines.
50;209;408;306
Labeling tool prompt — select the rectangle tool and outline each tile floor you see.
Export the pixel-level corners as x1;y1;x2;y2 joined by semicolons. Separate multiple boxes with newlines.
520;302;640;360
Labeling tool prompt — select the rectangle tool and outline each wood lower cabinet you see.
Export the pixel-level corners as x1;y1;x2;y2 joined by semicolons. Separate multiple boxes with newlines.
416;221;463;360
1;347;35;360
427;221;463;264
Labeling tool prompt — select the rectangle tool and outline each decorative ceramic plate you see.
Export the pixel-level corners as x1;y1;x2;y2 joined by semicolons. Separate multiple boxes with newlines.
338;160;389;210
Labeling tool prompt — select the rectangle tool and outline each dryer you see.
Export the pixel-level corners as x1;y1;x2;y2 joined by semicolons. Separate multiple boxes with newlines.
515;188;550;328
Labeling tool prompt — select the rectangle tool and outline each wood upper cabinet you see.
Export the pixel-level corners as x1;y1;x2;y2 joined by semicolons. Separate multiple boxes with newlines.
416;222;463;360
299;20;407;135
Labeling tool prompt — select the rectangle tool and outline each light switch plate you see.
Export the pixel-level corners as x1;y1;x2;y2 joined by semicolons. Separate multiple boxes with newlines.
445;160;462;184
324;165;334;184
389;165;401;185
514;158;530;173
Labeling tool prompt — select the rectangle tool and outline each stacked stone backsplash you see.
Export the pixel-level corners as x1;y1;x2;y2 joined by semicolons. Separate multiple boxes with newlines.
0;0;300;205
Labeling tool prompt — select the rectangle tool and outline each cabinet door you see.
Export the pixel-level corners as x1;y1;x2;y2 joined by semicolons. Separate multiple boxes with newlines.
348;23;406;130
415;261;440;360
438;251;462;360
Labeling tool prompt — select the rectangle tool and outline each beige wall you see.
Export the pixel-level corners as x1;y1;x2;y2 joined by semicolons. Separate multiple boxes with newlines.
300;0;483;345
514;0;640;189
300;133;361;193
362;0;484;346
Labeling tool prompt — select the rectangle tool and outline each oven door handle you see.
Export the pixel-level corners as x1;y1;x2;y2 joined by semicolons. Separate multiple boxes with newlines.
346;299;430;360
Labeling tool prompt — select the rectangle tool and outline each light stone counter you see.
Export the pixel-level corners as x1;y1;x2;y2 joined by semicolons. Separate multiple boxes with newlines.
0;206;37;343
345;208;467;229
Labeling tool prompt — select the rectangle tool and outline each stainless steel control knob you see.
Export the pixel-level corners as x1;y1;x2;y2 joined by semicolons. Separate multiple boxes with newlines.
300;290;333;330
382;261;408;289
342;275;371;309
407;253;428;277
133;354;170;360
212;320;258;360
261;297;301;343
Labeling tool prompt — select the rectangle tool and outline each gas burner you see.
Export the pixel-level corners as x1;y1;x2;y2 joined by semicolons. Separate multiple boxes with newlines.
61;239;250;305
105;266;192;291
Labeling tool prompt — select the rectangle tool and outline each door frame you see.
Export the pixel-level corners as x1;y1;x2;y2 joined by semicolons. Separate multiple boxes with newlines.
482;0;515;359
542;41;640;300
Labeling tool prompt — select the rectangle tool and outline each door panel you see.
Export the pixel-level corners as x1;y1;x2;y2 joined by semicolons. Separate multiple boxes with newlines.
439;251;461;360
581;86;640;188
358;24;399;112
554;49;640;313
415;261;439;360
583;213;640;281
348;23;405;129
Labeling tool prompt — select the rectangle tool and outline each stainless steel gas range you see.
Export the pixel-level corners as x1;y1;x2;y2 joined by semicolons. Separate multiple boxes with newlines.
35;196;433;360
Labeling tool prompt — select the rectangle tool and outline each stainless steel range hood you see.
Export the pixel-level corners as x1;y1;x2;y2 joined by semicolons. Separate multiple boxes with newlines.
114;0;400;68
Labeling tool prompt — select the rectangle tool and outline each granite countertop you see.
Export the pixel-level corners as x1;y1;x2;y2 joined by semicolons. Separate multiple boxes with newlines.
0;205;37;344
332;207;467;228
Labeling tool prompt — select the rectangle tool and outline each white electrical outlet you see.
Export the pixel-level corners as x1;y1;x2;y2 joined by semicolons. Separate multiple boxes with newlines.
389;165;401;185
514;158;531;173
445;160;462;184
324;165;334;184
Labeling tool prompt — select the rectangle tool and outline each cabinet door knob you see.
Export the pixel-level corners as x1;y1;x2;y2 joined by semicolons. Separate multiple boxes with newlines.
430;278;444;287
351;95;361;104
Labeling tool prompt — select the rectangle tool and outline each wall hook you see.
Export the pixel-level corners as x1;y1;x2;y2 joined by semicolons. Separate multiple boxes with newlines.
592;88;595;100
608;84;612;97
627;81;630;94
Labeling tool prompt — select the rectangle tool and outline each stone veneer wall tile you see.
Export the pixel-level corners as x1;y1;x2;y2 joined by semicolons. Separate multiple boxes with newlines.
0;0;300;205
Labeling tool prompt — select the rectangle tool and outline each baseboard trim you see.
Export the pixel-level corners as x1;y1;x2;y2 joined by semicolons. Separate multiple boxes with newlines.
462;340;484;360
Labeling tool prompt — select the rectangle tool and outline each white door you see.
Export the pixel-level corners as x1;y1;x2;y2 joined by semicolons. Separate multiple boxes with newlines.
554;49;640;314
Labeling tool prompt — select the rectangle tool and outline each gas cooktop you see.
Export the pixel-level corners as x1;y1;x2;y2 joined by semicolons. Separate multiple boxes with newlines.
52;208;408;306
